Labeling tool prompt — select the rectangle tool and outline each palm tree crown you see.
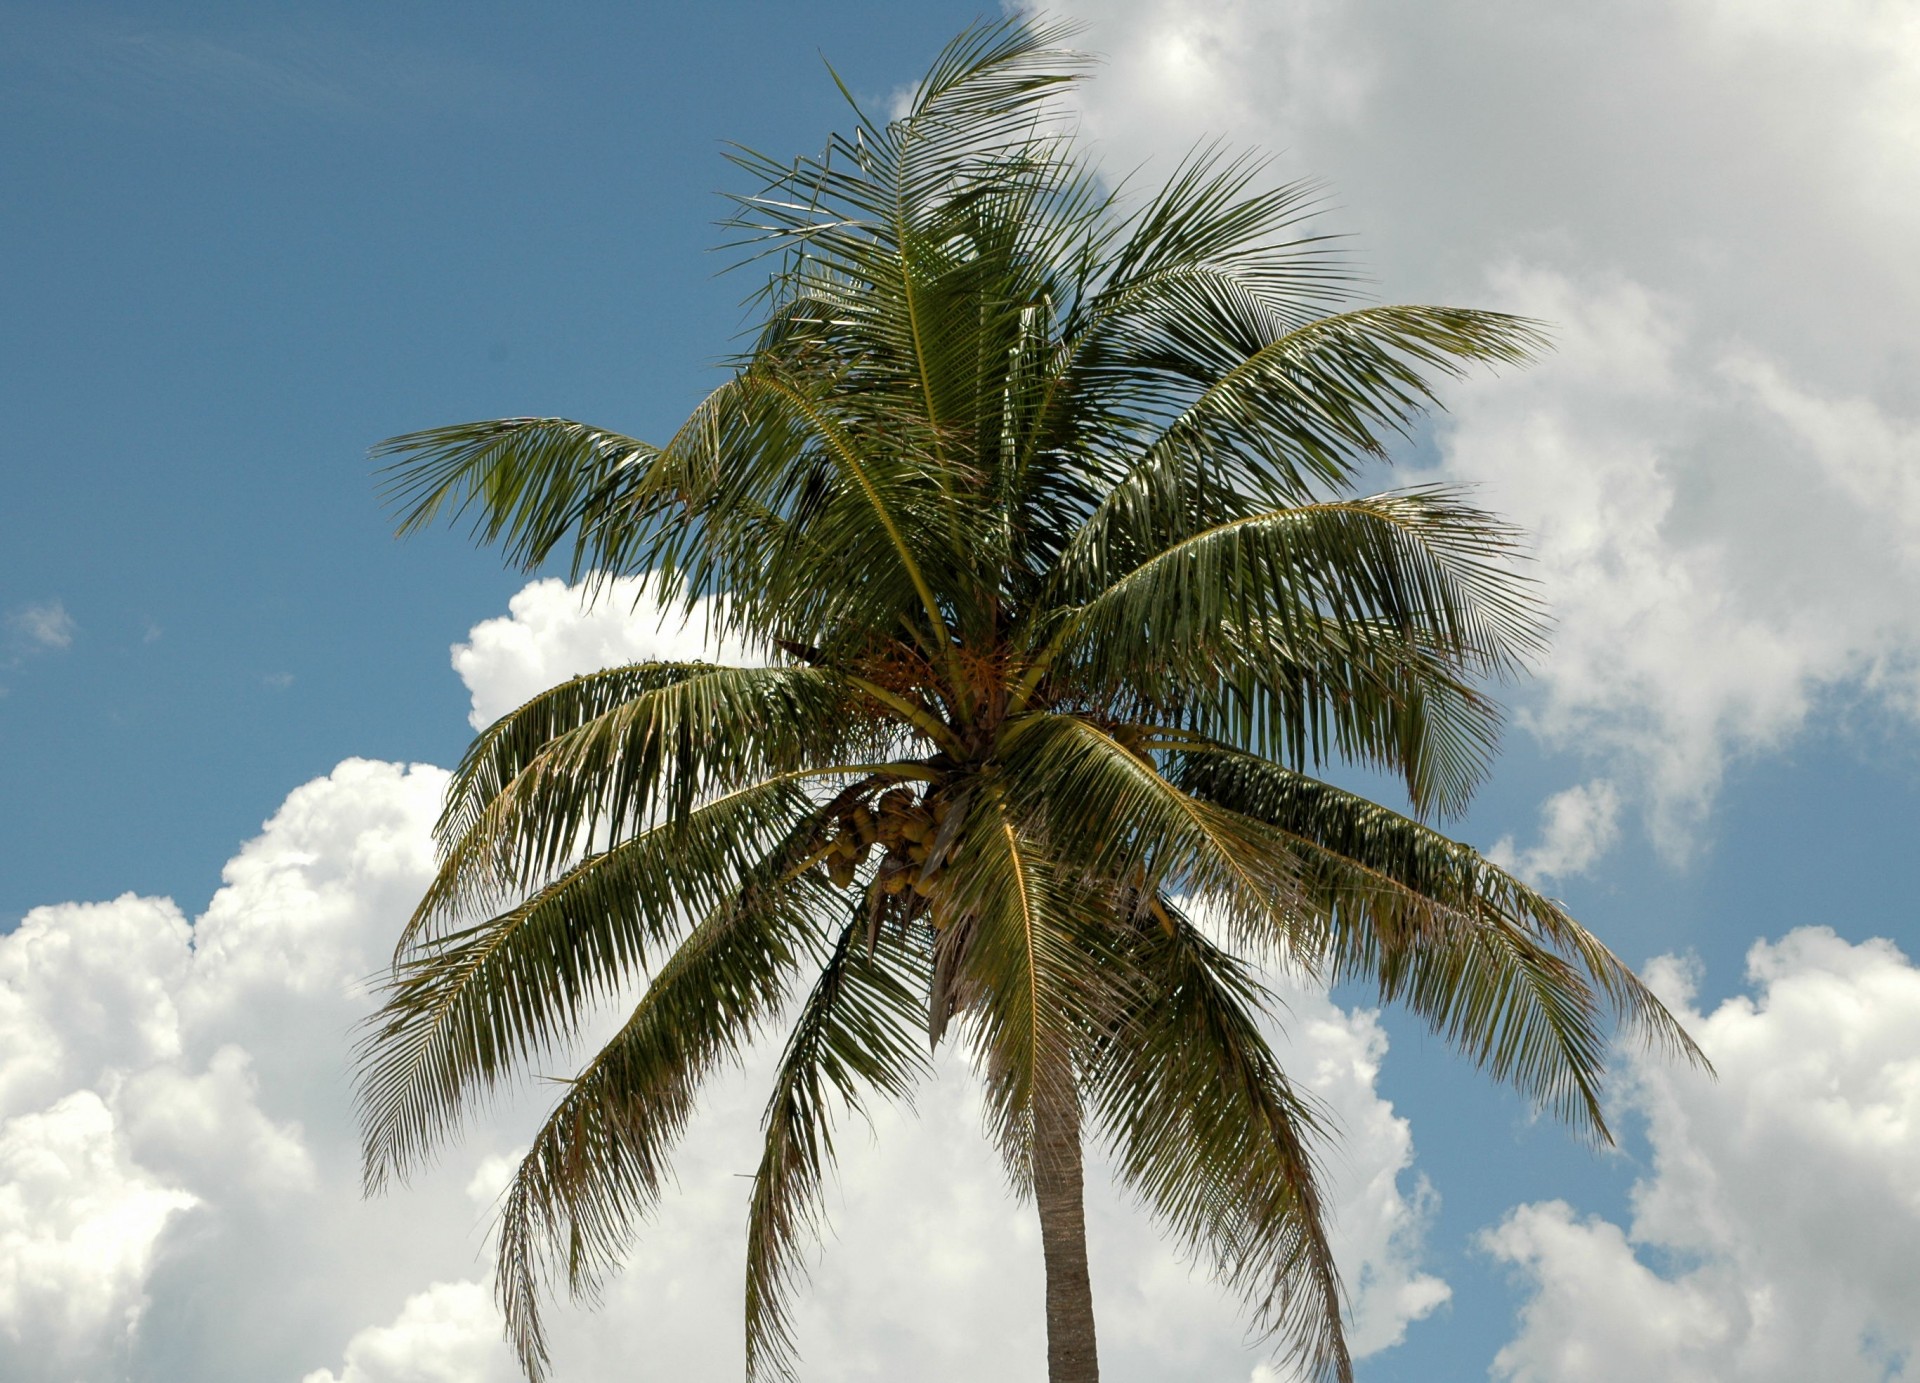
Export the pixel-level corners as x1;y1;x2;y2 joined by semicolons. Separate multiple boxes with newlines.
358;19;1701;1383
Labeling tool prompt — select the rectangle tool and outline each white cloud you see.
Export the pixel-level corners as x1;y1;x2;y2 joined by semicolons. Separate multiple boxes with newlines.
452;576;750;729
0;895;191;1117
0;760;464;1383
1491;778;1621;883
1485;928;1920;1381
182;756;446;1013
461;1154;519;1211
1040;0;1920;860
302;1281;517;1383
1435;269;1918;848
6;599;75;651
117;1047;316;1201
1275;993;1452;1358
0;1092;195;1373
0;583;1446;1381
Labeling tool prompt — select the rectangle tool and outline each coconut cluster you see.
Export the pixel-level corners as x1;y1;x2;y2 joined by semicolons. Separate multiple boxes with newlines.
817;788;960;929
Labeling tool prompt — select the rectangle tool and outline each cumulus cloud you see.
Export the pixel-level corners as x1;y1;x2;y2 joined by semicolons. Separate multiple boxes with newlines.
0;582;1446;1381
0;895;191;1115
1042;0;1920;859
0;1091;196;1373
1491;778;1621;883
302;1281;517;1383
0;762;459;1383
1484;928;1920;1381
451;576;750;729
1436;269;1919;847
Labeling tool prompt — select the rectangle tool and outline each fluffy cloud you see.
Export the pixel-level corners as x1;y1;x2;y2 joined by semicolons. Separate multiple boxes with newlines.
0;895;191;1115
0;583;1447;1382
1434;268;1920;846
1491;778;1621;883
0;1091;196;1373
303;1282;517;1383
1484;928;1920;1381
1041;0;1920;859
0;762;460;1383
452;577;749;729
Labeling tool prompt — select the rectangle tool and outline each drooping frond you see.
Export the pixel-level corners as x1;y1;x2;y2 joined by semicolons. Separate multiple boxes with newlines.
495;863;836;1381
1171;746;1708;1138
745;919;931;1379
998;711;1304;944
359;774;821;1190
1086;902;1350;1383
1055;491;1539;673
433;663;730;860
934;784;1117;1183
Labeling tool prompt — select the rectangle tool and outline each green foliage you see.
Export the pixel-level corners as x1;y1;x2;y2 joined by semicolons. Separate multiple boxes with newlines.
744;917;931;1374
360;15;1701;1382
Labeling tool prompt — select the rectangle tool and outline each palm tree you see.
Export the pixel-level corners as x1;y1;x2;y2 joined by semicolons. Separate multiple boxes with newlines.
358;19;1700;1383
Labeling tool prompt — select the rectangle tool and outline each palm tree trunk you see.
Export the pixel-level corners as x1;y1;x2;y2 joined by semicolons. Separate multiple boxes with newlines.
1033;1069;1099;1383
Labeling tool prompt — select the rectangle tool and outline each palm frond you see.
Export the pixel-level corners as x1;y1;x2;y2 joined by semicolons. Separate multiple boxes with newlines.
1122;305;1547;500
493;864;835;1381
412;664;898;940
375;418;660;581
635;368;975;657
1041;490;1542;813
359;774;821;1190
997;711;1304;944
1089;147;1344;316
1055;489;1539;663
934;784;1116;1184
1086;901;1350;1383
1172;746;1707;1139
723;16;1092;270
745;919;931;1379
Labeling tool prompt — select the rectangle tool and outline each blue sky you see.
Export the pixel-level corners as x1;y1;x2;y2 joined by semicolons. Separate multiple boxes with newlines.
6;3;1920;1382
0;0;970;920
